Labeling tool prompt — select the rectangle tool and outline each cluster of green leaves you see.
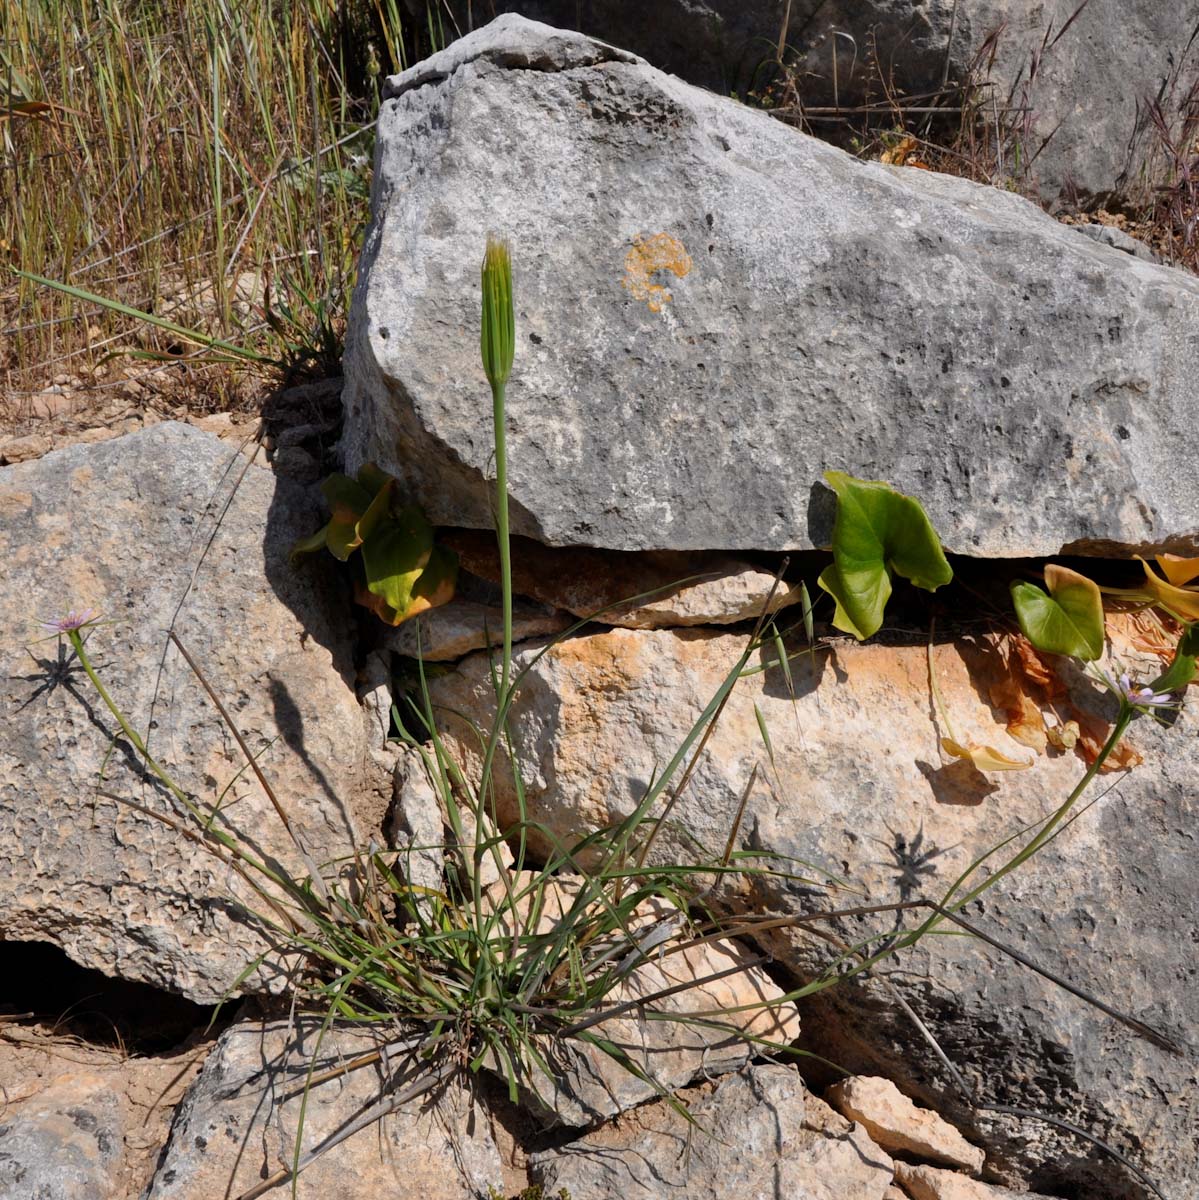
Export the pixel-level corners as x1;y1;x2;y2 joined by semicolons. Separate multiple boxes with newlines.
291;463;457;626
1011;557;1198;693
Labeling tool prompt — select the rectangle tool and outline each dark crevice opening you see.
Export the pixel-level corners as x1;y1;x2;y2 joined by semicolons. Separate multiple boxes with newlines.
1;940;225;1054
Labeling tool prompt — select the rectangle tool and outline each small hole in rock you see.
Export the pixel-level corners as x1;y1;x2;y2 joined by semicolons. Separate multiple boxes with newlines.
0;940;222;1053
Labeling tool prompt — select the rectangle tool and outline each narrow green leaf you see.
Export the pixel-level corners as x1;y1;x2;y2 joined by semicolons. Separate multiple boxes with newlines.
13;269;276;364
753;703;775;767
800;580;814;646
1149;632;1197;694
772;627;794;697
1011;564;1104;661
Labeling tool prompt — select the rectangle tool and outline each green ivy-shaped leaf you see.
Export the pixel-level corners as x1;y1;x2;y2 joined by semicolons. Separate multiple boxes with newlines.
816;471;953;640
289;521;331;562
359;504;435;617
321;472;380;561
1010;564;1104;661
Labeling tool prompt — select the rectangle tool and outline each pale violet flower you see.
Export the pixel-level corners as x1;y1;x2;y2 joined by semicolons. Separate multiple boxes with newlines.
39;609;100;636
1091;664;1177;711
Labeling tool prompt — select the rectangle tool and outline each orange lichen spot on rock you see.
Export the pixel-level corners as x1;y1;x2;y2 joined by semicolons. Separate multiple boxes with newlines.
622;232;692;313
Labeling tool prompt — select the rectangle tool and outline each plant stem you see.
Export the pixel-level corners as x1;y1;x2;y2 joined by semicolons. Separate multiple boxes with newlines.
69;630;194;813
492;378;513;705
902;705;1135;948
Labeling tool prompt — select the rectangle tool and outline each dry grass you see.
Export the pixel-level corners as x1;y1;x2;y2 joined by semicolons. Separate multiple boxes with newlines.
1;0;450;427
760;2;1198;270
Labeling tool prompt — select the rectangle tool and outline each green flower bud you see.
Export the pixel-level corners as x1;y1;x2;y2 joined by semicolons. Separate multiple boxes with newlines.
481;236;514;391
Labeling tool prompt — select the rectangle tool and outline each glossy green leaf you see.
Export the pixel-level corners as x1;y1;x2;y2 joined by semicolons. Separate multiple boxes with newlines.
359;504;435;617
816;471;952;640
288;521;331;563
321;473;375;560
355;462;394;499
1011;564;1104;661
406;544;459;619
1149;625;1198;693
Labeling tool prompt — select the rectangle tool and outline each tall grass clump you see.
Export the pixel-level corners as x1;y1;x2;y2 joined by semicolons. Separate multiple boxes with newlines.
43;239;1183;1199
1;0;449;396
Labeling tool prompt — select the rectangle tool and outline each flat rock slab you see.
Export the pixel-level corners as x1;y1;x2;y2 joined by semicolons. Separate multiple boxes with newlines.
531;1063;896;1199
343;15;1199;558
428;621;1199;1198
827;1076;985;1173
144;1020;501;1199
384;593;571;659
0;423;385;1004
443;530;803;629
894;1161;1061;1200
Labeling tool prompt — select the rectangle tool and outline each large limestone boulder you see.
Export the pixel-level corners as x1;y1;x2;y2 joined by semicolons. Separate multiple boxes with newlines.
344;16;1199;559
427;620;1199;1198
442;2;1196;204
0;423;387;1004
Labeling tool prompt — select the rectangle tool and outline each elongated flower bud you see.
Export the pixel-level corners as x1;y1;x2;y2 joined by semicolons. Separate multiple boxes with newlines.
481;236;514;391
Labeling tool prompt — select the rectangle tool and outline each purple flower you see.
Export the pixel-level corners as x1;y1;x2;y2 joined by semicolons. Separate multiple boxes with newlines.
1093;664;1177;711
40;609;100;635
1118;672;1176;709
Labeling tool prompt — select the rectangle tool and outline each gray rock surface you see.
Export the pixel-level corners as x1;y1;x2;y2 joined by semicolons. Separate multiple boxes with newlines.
531;1064;896;1199
344;16;1199;559
0;422;387;1003
0;1073;126;1200
428;621;1199;1198
143;1020;501;1199
441;2;1198;204
1073;222;1160;262
0;1032;203;1200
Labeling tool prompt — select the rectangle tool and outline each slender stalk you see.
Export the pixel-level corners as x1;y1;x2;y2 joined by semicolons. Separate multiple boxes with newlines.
492;377;513;705
898;707;1134;950
69;630;195;815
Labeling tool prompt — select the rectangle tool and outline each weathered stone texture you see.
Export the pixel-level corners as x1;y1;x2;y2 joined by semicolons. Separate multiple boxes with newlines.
344;16;1199;558
0;423;384;1003
428;619;1199;1197
143;1021;501;1199
532;1064;896;1199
